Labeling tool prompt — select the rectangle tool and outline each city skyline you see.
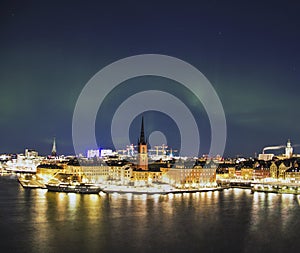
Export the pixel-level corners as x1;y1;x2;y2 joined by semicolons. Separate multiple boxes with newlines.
1;1;300;157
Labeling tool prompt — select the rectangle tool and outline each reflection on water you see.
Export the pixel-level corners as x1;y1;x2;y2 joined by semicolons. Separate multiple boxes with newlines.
0;177;300;253
246;192;300;253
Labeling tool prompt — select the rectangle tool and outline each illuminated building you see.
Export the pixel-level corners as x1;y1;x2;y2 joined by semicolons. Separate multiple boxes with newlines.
87;149;100;158
216;162;236;179
269;161;278;179
285;163;300;182
131;170;163;186
278;161;289;179
161;161;217;188
241;168;253;180
258;139;294;161
258;153;274;161
25;149;38;158
228;167;236;179
66;165;111;183
36;163;65;183
5;150;42;173
100;149;114;157
269;160;290;179
285;139;293;158
137;116;148;170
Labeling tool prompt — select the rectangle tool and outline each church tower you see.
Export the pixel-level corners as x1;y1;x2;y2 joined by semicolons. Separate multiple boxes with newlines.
51;137;57;157
137;117;148;170
285;139;293;158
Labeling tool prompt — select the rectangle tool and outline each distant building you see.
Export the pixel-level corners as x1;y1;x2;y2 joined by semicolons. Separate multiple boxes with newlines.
285;139;293;158
258;153;274;161
87;149;100;158
100;149;114;157
25;149;38;158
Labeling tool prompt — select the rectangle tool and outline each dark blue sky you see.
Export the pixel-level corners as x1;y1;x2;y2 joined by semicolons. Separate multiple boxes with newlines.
1;0;300;157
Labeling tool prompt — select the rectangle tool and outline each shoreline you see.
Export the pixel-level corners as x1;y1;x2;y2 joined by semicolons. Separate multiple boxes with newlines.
5;173;300;195
100;185;225;195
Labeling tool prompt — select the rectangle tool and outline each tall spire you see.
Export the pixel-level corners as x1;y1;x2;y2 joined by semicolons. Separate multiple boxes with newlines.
51;137;57;157
139;116;146;145
137;116;148;170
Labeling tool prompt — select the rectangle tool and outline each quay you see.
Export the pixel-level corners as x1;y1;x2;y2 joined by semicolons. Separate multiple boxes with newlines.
251;182;300;195
100;184;225;195
18;175;46;189
218;179;300;195
217;179;253;189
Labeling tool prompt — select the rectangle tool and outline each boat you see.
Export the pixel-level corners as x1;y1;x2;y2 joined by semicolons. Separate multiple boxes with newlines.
46;182;101;194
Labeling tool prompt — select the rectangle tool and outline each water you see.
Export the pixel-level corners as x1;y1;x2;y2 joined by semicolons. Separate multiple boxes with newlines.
1;176;300;253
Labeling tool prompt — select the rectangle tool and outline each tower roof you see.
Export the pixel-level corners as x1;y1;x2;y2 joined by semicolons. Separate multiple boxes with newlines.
51;137;57;156
139;116;147;145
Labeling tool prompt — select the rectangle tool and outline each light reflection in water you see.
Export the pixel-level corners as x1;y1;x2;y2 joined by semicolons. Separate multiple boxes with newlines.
280;193;296;230
67;193;79;211
2;178;300;253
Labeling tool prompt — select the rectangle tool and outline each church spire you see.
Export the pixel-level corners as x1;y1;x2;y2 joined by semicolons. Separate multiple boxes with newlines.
137;116;148;170
139;116;146;145
51;137;57;157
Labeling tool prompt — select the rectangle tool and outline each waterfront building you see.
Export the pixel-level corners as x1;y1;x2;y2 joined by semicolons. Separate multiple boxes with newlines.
285;163;300;182
161;161;217;188
269;160;291;179
5;151;42;173
216;162;236;179
229;167;236;178
131;169;163;186
241;168;253;180
278;161;290;179
270;161;279;179
253;168;270;180
36;163;65;183
66;165;111;183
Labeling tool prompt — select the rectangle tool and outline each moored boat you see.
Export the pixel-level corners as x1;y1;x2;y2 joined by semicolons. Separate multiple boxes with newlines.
46;182;101;194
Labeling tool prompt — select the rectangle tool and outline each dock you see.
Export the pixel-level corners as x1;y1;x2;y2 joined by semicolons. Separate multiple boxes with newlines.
251;182;300;195
18;176;46;189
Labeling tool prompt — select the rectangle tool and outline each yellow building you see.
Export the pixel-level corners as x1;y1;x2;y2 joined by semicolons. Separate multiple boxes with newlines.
269;162;278;179
36;163;65;183
131;170;163;186
278;162;289;179
161;164;216;188
285;167;300;182
65;165;134;184
241;168;253;180
228;167;236;179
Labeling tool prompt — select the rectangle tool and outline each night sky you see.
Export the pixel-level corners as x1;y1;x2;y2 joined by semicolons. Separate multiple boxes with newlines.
1;0;300;157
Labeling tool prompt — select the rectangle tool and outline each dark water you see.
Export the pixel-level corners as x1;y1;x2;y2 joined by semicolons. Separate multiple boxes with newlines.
1;176;300;253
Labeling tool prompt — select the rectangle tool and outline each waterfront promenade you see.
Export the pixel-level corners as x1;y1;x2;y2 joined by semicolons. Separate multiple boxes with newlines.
11;173;300;195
